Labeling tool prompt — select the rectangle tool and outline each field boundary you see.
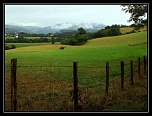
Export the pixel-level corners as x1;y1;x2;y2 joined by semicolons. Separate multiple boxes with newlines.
5;55;148;111
128;42;147;46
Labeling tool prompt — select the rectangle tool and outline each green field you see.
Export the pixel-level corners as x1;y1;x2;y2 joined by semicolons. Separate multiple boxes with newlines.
5;31;147;89
4;30;148;111
5;42;61;48
5;31;147;66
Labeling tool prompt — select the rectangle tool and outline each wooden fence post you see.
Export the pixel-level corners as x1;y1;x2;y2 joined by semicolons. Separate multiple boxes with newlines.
138;57;140;77
143;56;147;75
130;60;133;85
10;59;17;111
73;62;78;111
120;61;124;90
105;62;109;95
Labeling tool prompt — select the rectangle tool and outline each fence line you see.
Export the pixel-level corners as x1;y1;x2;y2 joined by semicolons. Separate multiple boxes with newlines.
5;65;106;69
7;55;147;111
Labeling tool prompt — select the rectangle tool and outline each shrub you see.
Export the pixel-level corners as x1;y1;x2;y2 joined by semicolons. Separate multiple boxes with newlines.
11;44;16;49
5;44;16;50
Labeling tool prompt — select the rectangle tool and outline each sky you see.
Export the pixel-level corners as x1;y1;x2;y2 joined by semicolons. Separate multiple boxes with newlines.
4;3;133;27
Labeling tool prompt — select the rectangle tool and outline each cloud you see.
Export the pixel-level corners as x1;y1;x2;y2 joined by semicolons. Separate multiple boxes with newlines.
4;4;132;27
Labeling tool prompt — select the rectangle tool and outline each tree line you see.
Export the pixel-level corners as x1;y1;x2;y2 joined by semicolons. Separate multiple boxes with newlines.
60;24;126;45
5;24;132;45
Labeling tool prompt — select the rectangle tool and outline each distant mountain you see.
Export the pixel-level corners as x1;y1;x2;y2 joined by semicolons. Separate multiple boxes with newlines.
5;22;107;34
5;25;59;34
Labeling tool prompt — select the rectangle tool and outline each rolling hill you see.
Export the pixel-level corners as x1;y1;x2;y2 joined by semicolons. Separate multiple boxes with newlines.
5;22;107;34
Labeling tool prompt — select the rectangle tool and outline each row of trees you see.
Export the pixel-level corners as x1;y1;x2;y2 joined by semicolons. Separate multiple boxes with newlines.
5;32;52;37
61;27;89;45
5;24;125;45
60;24;123;45
5;36;54;43
5;44;16;50
5;24;135;46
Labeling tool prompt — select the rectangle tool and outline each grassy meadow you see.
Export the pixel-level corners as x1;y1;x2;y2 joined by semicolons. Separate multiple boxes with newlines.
4;29;148;111
5;31;147;66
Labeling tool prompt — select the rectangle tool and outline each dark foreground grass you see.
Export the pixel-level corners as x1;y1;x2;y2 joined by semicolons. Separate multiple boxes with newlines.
4;57;148;112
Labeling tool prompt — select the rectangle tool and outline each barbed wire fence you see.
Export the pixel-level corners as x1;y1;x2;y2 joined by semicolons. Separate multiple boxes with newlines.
4;55;147;111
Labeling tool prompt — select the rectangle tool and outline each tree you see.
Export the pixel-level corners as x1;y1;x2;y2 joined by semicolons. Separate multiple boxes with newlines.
50;34;55;44
108;28;121;36
78;27;86;35
121;4;147;30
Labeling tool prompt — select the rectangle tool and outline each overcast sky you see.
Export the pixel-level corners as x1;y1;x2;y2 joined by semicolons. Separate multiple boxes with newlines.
4;3;133;27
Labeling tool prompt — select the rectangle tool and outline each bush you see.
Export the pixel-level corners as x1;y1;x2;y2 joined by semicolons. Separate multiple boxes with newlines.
124;32;130;34
11;44;16;49
5;44;16;50
130;30;136;33
5;44;9;50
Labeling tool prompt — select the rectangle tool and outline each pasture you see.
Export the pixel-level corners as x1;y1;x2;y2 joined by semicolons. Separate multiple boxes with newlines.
5;31;147;66
119;26;147;34
4;30;148;111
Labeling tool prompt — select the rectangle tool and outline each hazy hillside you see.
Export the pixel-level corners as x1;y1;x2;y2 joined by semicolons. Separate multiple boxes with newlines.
5;22;107;34
5;25;59;34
